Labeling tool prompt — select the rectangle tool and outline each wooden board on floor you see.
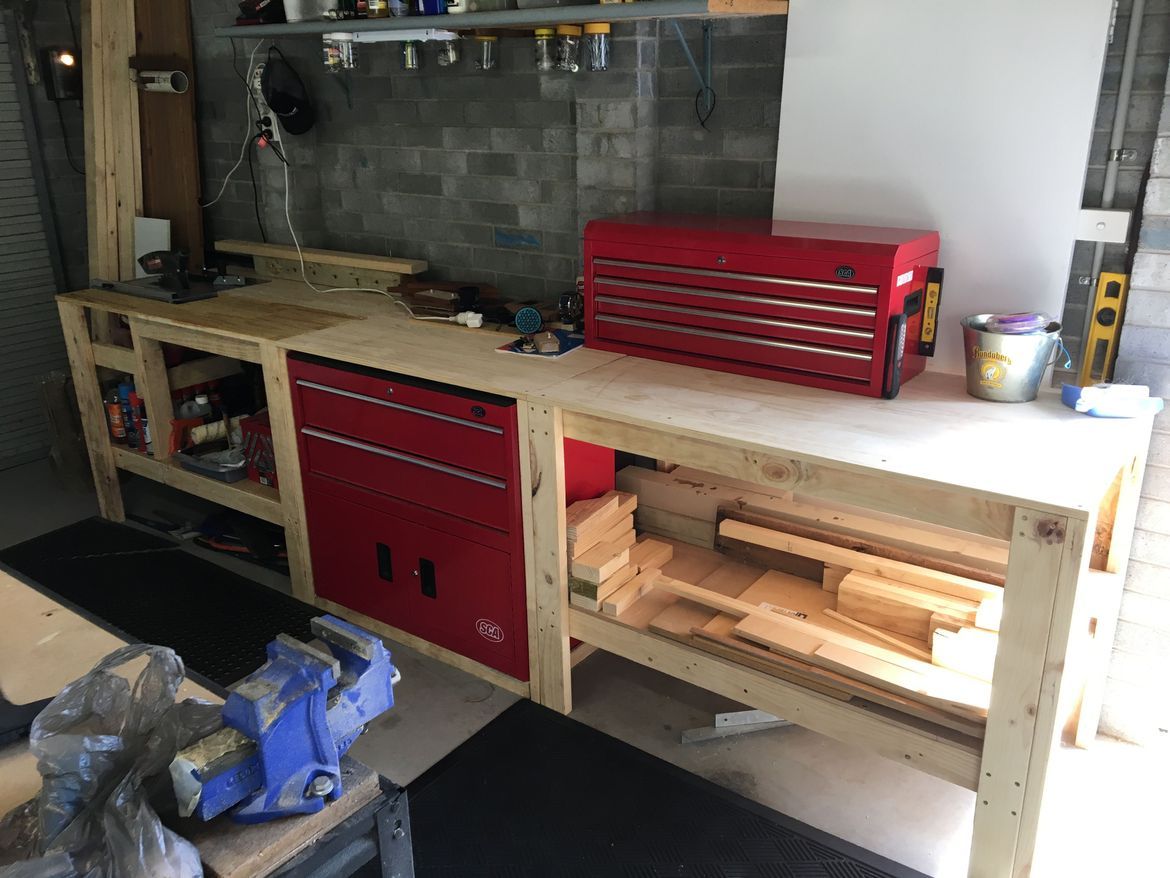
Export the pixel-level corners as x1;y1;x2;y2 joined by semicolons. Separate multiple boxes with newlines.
182;757;380;878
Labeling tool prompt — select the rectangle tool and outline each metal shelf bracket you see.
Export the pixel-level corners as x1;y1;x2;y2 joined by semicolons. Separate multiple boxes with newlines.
670;19;714;118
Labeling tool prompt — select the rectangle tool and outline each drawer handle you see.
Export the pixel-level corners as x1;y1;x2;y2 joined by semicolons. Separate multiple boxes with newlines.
595;295;875;340
296;380;505;435
419;557;436;599
376;542;393;582
302;427;508;489
596;276;876;317
593;258;879;295
597;314;873;361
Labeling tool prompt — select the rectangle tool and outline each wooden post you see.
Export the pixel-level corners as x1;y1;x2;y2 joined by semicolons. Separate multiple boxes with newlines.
260;344;316;603
969;508;1090;877
128;320;173;460
526;403;571;712
56;301;125;522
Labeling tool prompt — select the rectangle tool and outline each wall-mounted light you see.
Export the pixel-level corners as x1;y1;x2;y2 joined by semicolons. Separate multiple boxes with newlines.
41;47;82;101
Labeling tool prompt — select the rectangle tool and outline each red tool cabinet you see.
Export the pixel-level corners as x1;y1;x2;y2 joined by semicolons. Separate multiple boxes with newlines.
288;354;613;683
584;213;941;397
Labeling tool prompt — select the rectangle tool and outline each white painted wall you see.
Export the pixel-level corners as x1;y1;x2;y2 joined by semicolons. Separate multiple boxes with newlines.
773;0;1113;374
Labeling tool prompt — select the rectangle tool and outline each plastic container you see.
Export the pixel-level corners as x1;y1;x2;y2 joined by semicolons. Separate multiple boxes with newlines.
555;24;582;73
475;34;498;71
415;0;446;13
961;313;1062;403
534;27;556;71
585;22;610;71
284;0;334;21
176;440;249;482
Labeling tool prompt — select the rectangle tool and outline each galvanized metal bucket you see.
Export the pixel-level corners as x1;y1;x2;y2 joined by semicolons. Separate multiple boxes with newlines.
961;314;1062;403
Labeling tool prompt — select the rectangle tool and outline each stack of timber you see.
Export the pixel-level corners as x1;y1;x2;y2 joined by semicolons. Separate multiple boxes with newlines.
566;490;674;614
579;467;1016;736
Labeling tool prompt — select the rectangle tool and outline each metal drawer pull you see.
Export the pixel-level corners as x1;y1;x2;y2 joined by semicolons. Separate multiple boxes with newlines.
594;258;879;295
595;295;875;340
595;276;876;317
296;380;504;435
597;315;873;361
302;427;508;489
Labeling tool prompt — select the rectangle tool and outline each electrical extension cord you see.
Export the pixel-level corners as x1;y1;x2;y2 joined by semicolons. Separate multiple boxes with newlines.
202;40;265;208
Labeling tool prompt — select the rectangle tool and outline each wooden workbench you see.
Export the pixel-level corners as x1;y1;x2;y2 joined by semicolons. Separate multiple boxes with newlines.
56;279;1154;878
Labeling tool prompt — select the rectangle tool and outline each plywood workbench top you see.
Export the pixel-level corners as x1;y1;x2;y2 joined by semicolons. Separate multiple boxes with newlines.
60;281;1154;517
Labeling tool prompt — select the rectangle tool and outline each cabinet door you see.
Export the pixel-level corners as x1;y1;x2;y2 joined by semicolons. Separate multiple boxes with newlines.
305;489;526;680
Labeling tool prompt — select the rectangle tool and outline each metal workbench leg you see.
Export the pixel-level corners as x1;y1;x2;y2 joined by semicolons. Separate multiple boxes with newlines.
968;508;1092;877
56;299;125;521
525;403;572;713
375;785;415;878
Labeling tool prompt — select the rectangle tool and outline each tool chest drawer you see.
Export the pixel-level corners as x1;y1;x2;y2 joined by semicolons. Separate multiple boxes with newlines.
584;213;941;398
300;425;513;532
305;489;527;679
288;353;513;479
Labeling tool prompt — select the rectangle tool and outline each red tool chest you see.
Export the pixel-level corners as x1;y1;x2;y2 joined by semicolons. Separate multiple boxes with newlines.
583;213;941;397
288;353;530;680
288;354;614;682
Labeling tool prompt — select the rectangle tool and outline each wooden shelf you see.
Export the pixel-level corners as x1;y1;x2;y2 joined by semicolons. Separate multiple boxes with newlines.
92;343;243;388
212;0;788;38
112;446;284;525
567;605;982;790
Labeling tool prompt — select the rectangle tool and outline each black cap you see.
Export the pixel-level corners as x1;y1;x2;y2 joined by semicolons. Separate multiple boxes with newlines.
261;54;315;136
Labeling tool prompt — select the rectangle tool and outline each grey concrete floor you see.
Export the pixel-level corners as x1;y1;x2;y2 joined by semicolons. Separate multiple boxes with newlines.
2;459;1163;877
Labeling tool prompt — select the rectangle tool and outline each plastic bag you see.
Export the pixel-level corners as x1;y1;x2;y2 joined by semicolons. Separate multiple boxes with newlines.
0;644;222;878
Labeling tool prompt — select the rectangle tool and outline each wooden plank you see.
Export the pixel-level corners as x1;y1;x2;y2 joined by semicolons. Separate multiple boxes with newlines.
526;403;571;712
187;757;379;878
715;531;827;581
134;320;262;362
128;319;173;460
569;607;982;790
92;341;136;373
570;542;630;584
168;355;243;389
568;514;633;559
561;408;1018;540
635;505;716;547
719;519;1002;602
112;446;283;524
602;567;661;616
515;403;541;694
57;301;125;521
836;572;978;641
252;255;404;291
823;609;934;661
260;344;315;602
628;537;674;573
567;491;636;545
970;509;1078;877
932;628;997;682
568;563;634;602
648;560;762;642
822;563;849;593
565;493;619;538
216;239;428;276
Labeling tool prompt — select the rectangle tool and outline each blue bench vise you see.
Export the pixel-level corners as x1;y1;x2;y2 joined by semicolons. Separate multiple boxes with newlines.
170;615;399;824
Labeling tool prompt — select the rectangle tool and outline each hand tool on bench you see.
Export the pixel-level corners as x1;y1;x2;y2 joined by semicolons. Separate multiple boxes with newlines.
170;615;400;824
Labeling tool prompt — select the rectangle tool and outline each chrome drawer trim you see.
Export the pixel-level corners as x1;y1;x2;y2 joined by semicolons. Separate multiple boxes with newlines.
595;276;876;317
593;258;879;295
595;295;875;340
302;427;508;490
296;379;504;435
597;314;873;362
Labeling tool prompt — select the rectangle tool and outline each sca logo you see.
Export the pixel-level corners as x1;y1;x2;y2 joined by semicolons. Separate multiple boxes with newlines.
834;265;856;280
476;619;504;643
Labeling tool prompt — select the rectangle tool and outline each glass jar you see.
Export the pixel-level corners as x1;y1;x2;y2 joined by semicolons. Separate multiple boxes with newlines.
474;34;498;71
555;24;581;73
367;0;389;17
534;27;555;72
584;22;610;72
437;39;460;67
402;40;421;70
322;38;356;72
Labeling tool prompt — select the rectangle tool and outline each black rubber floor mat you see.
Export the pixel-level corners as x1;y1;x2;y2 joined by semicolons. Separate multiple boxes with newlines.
0;518;315;687
408;700;925;878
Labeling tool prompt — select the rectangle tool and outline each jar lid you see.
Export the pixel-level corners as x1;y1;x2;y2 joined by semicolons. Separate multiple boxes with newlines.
583;23;610;34
534;27;555;36
556;24;582;36
475;34;498;41
195;393;210;404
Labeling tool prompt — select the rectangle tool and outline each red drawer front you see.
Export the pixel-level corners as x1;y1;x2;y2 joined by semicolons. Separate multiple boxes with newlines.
306;489;527;680
594;274;877;331
301;426;512;531
594;295;875;353
289;357;513;479
592;251;886;309
595;313;874;381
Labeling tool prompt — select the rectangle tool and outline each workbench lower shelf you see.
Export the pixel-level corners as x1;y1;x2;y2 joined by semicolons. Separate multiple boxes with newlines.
567;606;983;790
112;446;284;525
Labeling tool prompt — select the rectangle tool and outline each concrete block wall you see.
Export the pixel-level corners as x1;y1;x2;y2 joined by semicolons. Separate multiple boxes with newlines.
191;6;785;299
1109;56;1170;745
1061;0;1170;361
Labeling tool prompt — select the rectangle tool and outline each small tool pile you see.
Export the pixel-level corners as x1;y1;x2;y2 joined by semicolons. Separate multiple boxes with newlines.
565;490;673;615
